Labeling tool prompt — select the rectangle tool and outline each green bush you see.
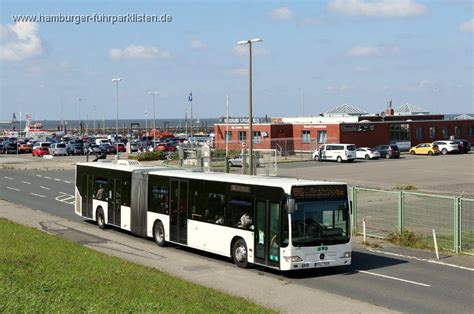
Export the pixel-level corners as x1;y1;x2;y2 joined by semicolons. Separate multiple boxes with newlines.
212;149;241;158
128;151;167;161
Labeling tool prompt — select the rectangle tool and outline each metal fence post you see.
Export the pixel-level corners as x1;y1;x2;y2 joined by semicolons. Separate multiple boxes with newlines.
352;186;358;235
454;197;461;253
398;191;404;234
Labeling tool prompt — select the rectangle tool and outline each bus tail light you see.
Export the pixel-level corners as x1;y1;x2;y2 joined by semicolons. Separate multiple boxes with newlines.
290;256;303;262
341;252;351;258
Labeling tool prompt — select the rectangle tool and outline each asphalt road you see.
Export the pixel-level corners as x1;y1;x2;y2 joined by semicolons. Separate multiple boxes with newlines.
276;153;474;196
1;168;473;313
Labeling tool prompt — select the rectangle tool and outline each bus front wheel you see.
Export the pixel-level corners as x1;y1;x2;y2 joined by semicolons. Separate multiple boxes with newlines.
154;221;166;247
96;208;106;230
232;239;248;268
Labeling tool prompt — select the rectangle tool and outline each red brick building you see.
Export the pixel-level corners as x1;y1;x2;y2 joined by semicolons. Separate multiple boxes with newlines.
214;109;474;154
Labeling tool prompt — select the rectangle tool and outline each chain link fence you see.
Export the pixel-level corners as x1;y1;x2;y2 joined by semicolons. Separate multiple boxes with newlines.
352;187;474;255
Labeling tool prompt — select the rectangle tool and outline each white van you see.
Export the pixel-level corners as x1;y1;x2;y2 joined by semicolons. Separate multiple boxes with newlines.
95;138;110;145
313;144;357;162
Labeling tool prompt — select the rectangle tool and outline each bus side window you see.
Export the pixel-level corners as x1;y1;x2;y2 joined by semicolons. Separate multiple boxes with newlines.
94;178;108;201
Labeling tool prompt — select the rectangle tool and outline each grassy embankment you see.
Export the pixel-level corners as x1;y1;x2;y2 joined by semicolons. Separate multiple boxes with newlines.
0;219;274;313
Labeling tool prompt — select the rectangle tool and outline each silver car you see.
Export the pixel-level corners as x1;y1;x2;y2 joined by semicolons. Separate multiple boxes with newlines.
49;142;68;156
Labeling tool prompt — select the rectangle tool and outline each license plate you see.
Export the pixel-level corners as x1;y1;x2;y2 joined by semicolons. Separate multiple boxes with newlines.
315;262;330;267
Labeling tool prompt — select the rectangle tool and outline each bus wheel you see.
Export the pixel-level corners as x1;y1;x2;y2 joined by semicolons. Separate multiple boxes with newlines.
96;208;106;230
232;239;248;268
154;221;166;247
337;156;342;163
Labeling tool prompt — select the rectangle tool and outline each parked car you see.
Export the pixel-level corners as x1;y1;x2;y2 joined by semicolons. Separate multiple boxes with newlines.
432;141;459;155
4;142;19;154
130;141;139;152
0;142;5;154
373;144;400;159
67;139;84;155
409;143;440;155
32;142;51;157
99;143;116;154
113;143;126;152
356;147;381;160
155;142;177;152
452;139;471;154
313;144;357;163
49;142;68;156
86;144;102;155
18;142;32;153
228;155;260;167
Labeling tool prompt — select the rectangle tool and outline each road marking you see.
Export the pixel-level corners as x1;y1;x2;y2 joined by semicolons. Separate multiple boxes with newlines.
368;249;474;272
30;192;46;198
64;180;72;184
21;181;31;185
7;187;20;191
36;174;43;177
55;192;75;205
4;176;13;180
358;270;431;287
54;178;61;181
45;176;51;179
40;186;51;190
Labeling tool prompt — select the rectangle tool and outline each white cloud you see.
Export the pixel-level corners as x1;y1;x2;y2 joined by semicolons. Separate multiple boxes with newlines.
191;39;207;49
459;18;474;33
347;45;380;56
0;22;43;61
109;45;171;59
233;45;270;57
269;7;294;20
328;0;428;18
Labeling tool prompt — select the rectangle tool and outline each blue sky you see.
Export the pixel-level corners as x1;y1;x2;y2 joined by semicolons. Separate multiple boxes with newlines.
0;0;473;121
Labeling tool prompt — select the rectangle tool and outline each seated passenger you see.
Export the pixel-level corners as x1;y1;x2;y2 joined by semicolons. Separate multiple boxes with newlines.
215;215;224;224
239;211;252;229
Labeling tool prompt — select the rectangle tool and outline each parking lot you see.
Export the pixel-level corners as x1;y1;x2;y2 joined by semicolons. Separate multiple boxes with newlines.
277;152;474;197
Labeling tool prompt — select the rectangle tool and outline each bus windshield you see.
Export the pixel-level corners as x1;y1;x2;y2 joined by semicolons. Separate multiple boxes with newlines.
291;199;350;247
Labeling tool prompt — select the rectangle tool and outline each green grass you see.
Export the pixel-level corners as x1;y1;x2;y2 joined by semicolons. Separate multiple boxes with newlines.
0;219;274;313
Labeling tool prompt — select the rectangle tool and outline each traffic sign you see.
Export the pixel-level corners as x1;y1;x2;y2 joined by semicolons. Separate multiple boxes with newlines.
241;141;247;148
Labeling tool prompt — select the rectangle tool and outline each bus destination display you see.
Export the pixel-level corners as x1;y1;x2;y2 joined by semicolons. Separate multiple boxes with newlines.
291;185;346;199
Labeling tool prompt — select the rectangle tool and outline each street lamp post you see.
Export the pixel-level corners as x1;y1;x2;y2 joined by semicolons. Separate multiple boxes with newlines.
144;110;148;136
112;78;122;158
77;98;82;135
148;91;159;147
237;38;262;175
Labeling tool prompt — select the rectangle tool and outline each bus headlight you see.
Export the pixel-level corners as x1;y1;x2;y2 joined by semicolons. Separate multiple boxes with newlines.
290;256;303;262
341;252;351;258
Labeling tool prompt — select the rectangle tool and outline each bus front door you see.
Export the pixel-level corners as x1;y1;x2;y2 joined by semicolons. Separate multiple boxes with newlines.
82;174;94;218
254;200;280;268
170;179;188;244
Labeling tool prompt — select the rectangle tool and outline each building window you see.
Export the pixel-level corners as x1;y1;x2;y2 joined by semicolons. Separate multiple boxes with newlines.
317;131;327;144
429;127;436;139
390;124;410;141
238;131;246;142
301;130;311;143
468;126;474;137
442;126;449;139
455;126;461;139
416;127;423;140
225;131;232;142
253;131;261;144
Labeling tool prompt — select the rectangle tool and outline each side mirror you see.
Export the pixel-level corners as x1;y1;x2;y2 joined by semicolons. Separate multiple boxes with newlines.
349;200;353;215
286;197;296;214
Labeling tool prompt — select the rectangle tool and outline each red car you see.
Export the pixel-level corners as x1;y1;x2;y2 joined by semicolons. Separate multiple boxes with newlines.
32;142;51;157
155;143;177;152
113;143;126;152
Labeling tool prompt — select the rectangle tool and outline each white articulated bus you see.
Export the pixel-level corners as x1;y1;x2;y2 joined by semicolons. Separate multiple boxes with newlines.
75;160;352;271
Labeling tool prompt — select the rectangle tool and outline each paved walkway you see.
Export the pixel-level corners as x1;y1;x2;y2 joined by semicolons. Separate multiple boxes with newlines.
0;199;395;313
